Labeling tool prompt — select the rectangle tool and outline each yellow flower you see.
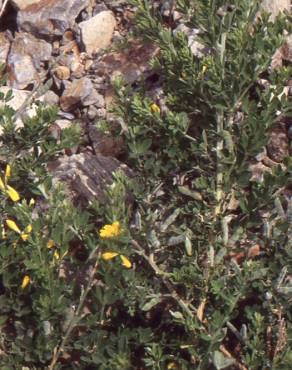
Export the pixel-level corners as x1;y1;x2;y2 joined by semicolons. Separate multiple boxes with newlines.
1;224;6;239
47;239;55;249
0;177;5;191
5;185;20;202
167;362;179;370
150;103;160;114
0;165;20;202
6;220;32;241
25;224;32;233
20;233;29;241
120;255;131;269
102;252;119;260
29;198;35;206
21;224;32;240
6;219;21;234
53;250;60;260
21;275;30;289
99;221;121;239
102;252;132;269
5;165;11;180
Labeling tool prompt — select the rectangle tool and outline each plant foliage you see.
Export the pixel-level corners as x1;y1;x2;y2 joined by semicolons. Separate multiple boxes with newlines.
0;0;291;369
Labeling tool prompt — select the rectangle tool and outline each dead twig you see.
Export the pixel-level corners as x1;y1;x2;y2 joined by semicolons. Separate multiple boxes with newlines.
131;238;197;318
0;0;8;19
219;345;248;370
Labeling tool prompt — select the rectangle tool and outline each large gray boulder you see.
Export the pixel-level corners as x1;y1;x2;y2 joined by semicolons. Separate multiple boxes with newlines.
17;0;89;38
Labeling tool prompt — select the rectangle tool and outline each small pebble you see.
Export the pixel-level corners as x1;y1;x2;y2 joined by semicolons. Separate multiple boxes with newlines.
54;66;70;80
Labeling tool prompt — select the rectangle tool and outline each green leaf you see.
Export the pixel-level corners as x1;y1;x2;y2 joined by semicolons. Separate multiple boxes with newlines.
212;351;236;369
141;297;161;311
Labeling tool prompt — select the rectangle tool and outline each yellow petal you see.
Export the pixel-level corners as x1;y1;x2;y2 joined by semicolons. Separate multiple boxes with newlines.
101;252;119;260
21;275;30;289
167;362;178;370
53;250;60;260
150;103;160;114
25;224;32;233
6;185;20;202
120;255;132;269
6;219;21;234
0;177;5;191
1;225;6;239
47;239;55;249
21;233;29;241
112;221;120;228
29;198;35;206
5;165;11;180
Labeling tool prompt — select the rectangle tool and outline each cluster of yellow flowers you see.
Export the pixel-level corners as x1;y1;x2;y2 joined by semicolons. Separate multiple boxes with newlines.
99;221;131;269
0;165;20;202
20;239;65;291
99;221;121;238
5;219;32;241
0;165;32;289
19;220;130;292
102;252;131;269
47;239;63;260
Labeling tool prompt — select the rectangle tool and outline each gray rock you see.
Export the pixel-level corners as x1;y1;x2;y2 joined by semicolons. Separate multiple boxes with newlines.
267;124;289;163
17;0;89;38
48;153;132;205
57;111;75;120
96;108;107;119
261;0;290;21
10;0;41;10
48;119;74;141
55;119;73;130
87;105;99;120
93;92;105;108
7;32;52;89
60;77;102;111
174;24;209;57
94;40;159;84
53;65;70;80
8;55;38;90
11;32;52;66
88;125;124;156
0;32;10;65
79;11;116;56
42;90;59;105
0;87;44;135
271;34;292;70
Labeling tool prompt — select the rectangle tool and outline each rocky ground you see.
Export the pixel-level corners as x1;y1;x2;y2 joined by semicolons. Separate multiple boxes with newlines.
0;0;291;202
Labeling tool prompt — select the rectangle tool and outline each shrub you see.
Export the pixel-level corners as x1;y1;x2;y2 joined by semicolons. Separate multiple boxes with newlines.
0;0;291;369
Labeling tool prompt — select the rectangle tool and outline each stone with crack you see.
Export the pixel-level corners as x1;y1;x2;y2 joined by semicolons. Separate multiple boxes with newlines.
48;153;133;206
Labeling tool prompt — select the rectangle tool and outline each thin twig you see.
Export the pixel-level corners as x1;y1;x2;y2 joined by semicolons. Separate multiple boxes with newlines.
131;239;197;318
48;258;99;370
0;0;8;18
0;0;8;19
